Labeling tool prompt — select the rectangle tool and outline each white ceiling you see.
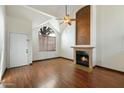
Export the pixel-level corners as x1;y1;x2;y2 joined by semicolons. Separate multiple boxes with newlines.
6;5;85;28
29;5;84;18
6;5;53;27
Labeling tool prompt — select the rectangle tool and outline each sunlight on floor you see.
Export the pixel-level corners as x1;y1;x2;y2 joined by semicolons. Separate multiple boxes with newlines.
39;76;58;88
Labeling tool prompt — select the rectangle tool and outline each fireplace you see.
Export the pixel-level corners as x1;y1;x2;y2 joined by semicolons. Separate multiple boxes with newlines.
71;45;94;70
76;51;89;67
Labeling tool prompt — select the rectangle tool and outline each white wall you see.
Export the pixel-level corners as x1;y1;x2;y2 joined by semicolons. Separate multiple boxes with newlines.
32;21;61;61
60;23;76;59
90;6;97;66
96;6;124;72
6;16;32;68
0;6;6;80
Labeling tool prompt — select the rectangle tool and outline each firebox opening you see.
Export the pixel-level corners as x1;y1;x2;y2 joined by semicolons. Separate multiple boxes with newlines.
76;51;89;67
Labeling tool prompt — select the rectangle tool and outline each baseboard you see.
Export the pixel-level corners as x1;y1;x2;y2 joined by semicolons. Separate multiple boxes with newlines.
29;63;33;65
93;65;96;68
59;57;73;61
95;65;124;74
33;57;74;62
1;68;7;81
33;57;61;62
7;63;32;69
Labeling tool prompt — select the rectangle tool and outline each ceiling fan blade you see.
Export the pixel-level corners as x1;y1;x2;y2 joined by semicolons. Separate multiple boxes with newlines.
60;21;64;25
70;19;76;21
68;22;71;25
56;18;64;20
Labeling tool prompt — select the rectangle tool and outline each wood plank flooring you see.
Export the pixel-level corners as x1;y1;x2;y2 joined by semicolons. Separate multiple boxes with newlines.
1;58;124;88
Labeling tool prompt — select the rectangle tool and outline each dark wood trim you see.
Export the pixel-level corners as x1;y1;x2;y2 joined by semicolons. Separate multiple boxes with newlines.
95;65;124;74
33;57;61;62
6;64;31;70
29;63;33;65
59;57;74;61
93;65;96;68
33;57;74;62
1;68;7;81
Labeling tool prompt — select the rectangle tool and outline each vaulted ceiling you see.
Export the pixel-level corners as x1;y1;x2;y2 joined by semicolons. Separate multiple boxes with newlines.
6;5;85;28
6;5;53;27
29;5;84;18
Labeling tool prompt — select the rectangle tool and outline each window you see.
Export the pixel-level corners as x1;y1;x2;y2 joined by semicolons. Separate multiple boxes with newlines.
38;26;56;51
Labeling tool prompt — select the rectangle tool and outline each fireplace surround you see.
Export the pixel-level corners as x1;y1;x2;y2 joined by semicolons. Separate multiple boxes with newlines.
72;45;94;70
71;5;96;71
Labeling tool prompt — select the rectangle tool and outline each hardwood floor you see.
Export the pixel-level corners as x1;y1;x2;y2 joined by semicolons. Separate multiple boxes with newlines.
1;58;124;88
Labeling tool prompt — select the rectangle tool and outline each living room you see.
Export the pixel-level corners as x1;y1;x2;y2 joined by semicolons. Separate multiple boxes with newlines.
0;5;124;88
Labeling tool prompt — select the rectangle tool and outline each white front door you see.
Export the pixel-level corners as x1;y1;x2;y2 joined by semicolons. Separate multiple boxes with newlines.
10;33;28;68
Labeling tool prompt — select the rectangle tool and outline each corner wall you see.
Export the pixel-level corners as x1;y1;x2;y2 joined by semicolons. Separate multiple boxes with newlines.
0;5;6;80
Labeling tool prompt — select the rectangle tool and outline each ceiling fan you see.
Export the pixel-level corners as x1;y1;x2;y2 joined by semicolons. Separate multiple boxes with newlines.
56;5;76;26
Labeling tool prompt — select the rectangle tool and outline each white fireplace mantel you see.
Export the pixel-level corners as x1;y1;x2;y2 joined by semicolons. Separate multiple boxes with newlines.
71;45;95;49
